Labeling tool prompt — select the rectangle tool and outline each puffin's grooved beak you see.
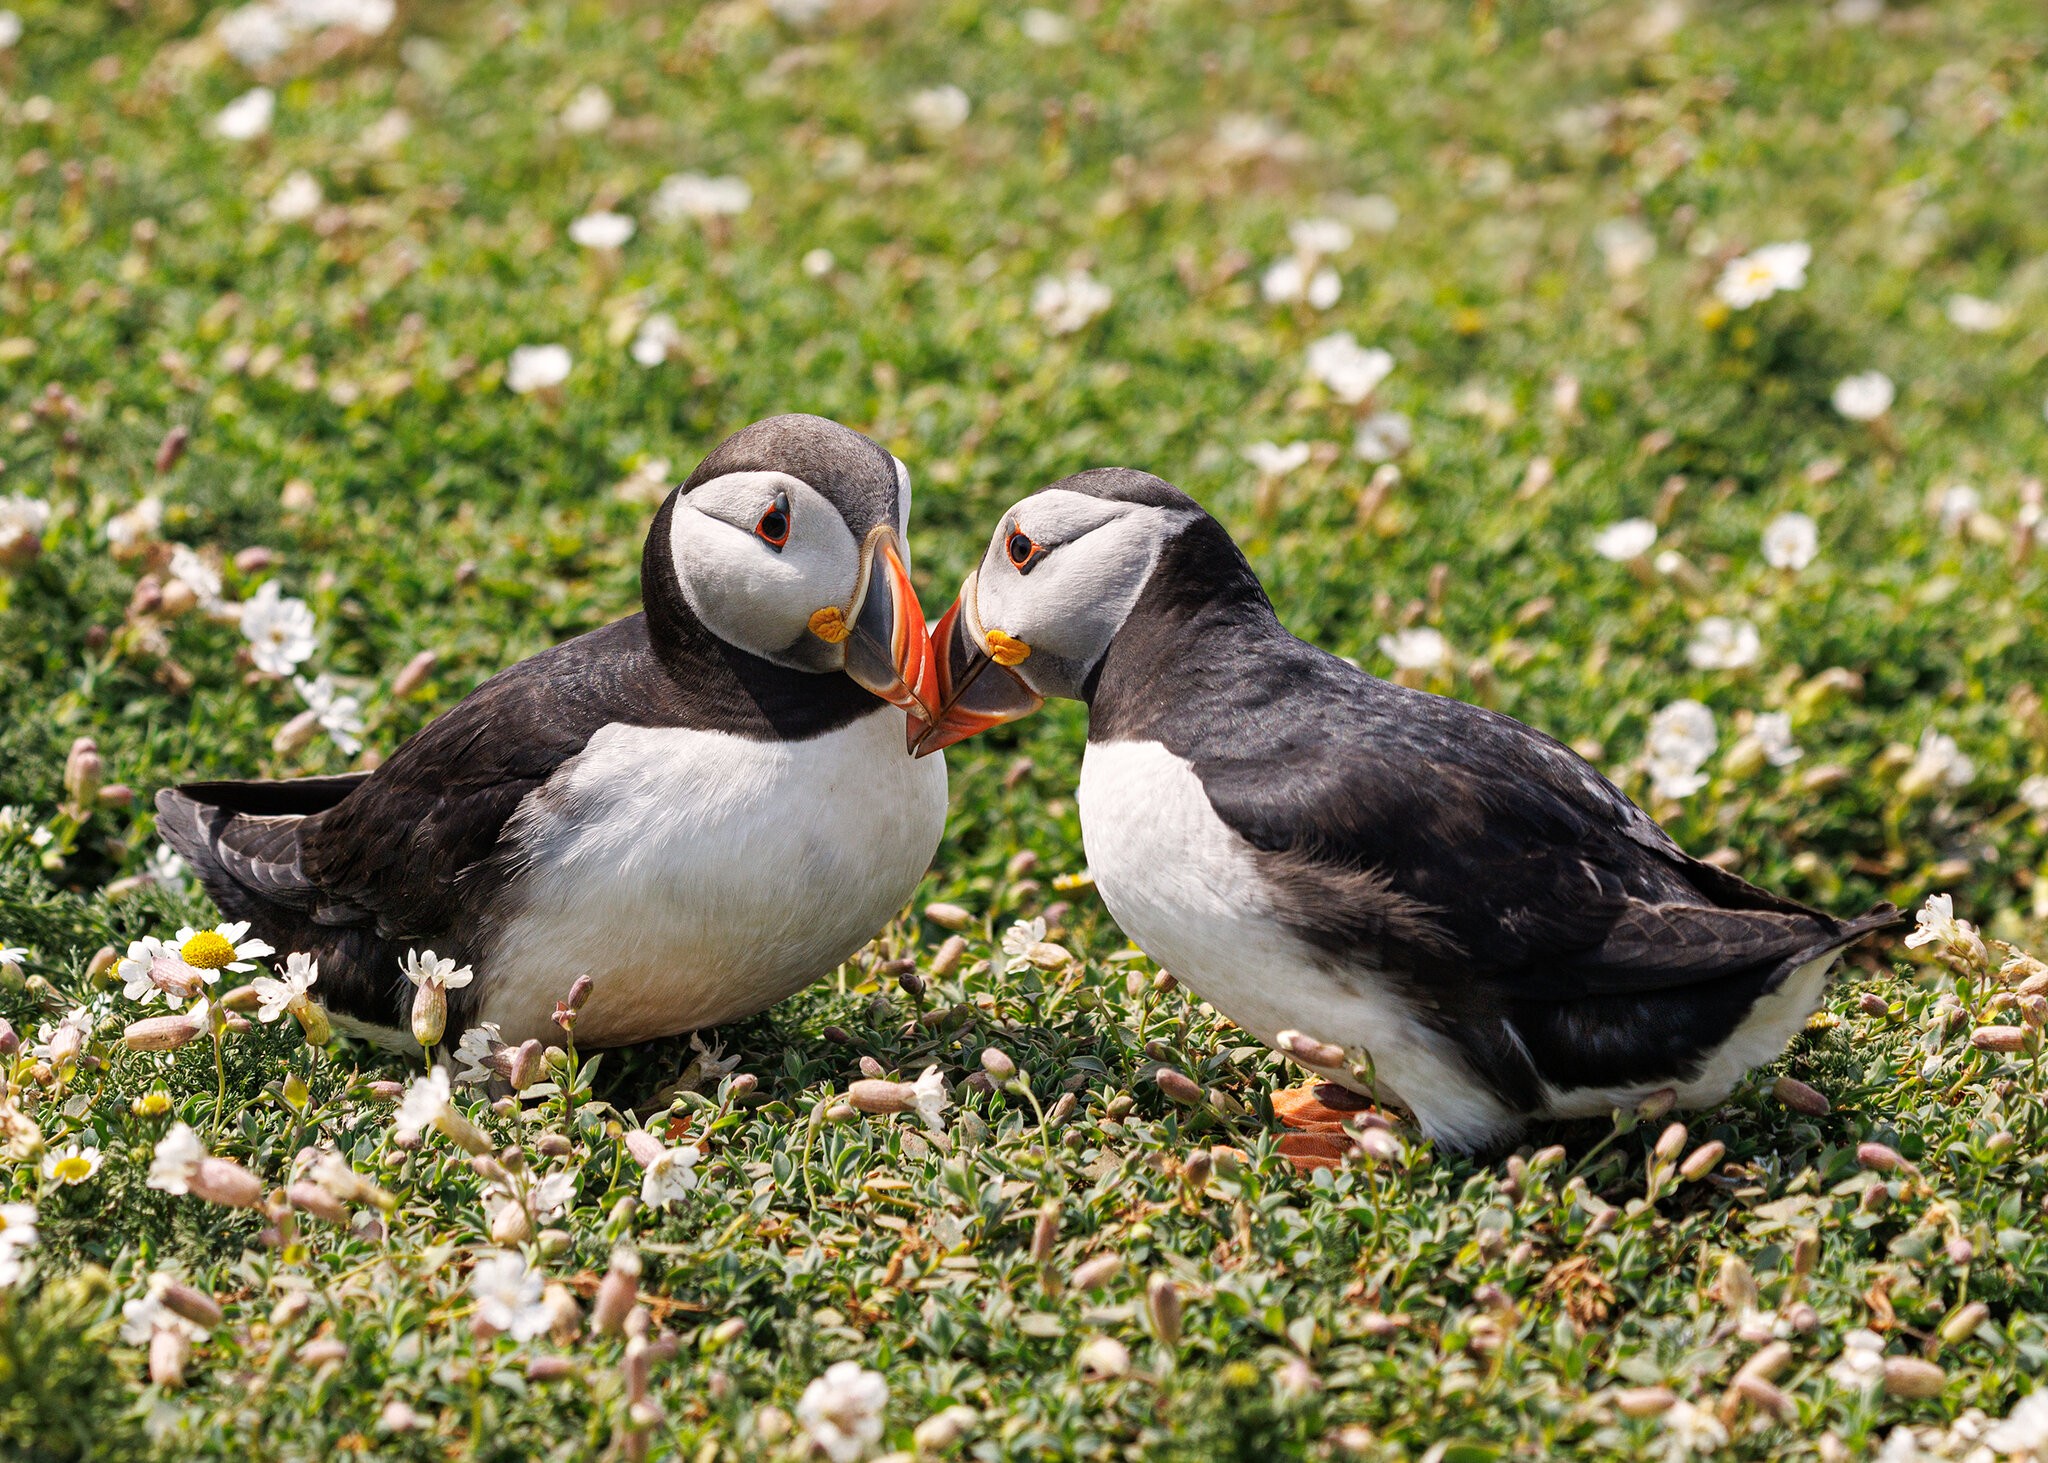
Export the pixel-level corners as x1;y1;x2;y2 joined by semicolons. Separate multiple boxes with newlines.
910;594;1045;758
842;528;942;740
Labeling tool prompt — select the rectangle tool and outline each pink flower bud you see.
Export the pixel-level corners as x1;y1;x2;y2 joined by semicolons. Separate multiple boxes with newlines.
1772;1075;1830;1115
591;1248;640;1337
1153;1067;1202;1105
149;1323;191;1388
156;1280;223;1330
1679;1141;1726;1182
190;1156;265;1208
287;1182;348;1224
125;1012;207;1051
1857;1142;1909;1173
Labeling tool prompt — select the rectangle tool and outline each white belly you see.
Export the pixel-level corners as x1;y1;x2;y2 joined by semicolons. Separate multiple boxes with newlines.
480;710;947;1047
1078;739;1521;1150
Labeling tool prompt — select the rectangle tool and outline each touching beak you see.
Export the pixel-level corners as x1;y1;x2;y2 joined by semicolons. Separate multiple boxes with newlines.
910;571;1046;758
840;526;943;745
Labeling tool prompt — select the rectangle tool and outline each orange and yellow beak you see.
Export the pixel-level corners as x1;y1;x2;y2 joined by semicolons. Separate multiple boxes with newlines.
839;527;942;745
909;579;1045;758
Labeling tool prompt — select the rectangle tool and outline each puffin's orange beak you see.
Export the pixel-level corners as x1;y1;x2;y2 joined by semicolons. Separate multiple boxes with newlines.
841;528;941;745
910;590;1045;758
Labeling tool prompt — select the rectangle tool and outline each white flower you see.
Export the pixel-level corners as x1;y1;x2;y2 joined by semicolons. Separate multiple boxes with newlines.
470;1250;552;1341
639;1142;702;1209
148;1124;207;1195
249;952;317;1023
267;170;323;223
1593;217;1656;279
0;1202;35;1288
1261;256;1340;309
360;107;411;154
30;1009;92;1066
1687;617;1762;671
2020;775;2048;815
0;493;50;541
1714;241;1810;308
1904;893;1963;951
166;545;224;609
0;945;24;977
1593;518;1657;561
218;4;291;66
1288;216;1353;256
507;343;572;394
239;580;317;675
558;84;613;135
1750;711;1801;767
1907;728;1975;792
1946;294;2009;333
649;172;752;222
531;1171;577;1219
1000;918;1047;974
1032;270;1112;335
907;84;970;135
1305;332;1393;404
796;1361;890;1463
147;844;187;885
1338;192;1400;233
293;674;365;754
1076;1334;1130;1378
402;948;473;992
801;247;836;278
568;210;635;250
1762;512;1817;570
1829;1328;1887;1390
1832;370;1894;421
911;1066;949;1134
630;312;683;367
0;11;21;49
452;1023;505;1085
175;920;275;974
394;1068;454;1138
214;87;276;142
1242;441;1311;477
769;0;834;23
118;936;185;1007
42;1143;102;1186
1985;1390;2048;1455
1020;8;1073;44
1657;1399;1728;1457
1934;482;1981;532
1645;700;1716;800
1378;627;1450;673
1353;411;1413;462
105;495;164;551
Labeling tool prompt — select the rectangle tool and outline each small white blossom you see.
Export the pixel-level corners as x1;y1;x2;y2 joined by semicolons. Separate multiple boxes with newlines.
1750;711;1801;767
1593;518;1657;561
1715;241;1810;308
1288;216;1353;256
267;170;323;223
649;172;752;222
1593;217;1656;279
470;1250;552;1341
1985;1390;2048;1455
1762;512;1817;570
119;936;187;1007
214;87;276;142
1242;441;1311;477
1304;332;1394;404
0;945;24;978
1906;728;1975;793
240;581;317;675
402;948;473;992
1904;893;1964;951
1933;482;1981;532
1019;7;1073;43
1351;411;1412;463
568;210;635;250
1000;918;1047;975
639;1142;702;1209
0;11;22;49
911;1066;950;1134
797;1361;890;1463
452;1024;505;1085
1645;700;1716;800
1378;627;1450;673
147;1124;207;1195
2019;775;2048;815
1687;616;1762;671
558;84;613;135
394;1068;454;1139
1832;370;1894;421
801;247;836;278
1076;1334;1131;1378
907;84;971;135
166;546;225;610
105;496;164;552
1946;294;2009;333
630;312;683;367
0;493;51;550
42;1143;102;1186
1032;270;1113;335
1261;256;1341;309
530;1171;577;1219
293;674;365;754
1829;1328;1887;1390
0;1202;35;1288
1657;1398;1728;1458
507;344;572;394
249;952;318;1023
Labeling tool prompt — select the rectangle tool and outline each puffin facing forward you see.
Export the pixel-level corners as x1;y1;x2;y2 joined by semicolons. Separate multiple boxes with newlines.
917;470;1898;1152
158;415;947;1049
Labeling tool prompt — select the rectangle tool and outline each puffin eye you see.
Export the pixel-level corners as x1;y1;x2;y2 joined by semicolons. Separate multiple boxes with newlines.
1006;530;1045;573
755;495;791;550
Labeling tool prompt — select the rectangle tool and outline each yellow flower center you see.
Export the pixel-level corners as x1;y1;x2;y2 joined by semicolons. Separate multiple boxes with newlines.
985;629;1032;667
807;606;851;644
52;1155;91;1183
133;1091;172;1116
179;932;237;969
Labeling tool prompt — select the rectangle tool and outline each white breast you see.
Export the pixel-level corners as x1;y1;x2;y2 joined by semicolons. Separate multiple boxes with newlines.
480;710;947;1047
1077;739;1522;1150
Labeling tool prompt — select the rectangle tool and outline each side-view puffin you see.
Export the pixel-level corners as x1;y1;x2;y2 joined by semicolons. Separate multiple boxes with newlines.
157;414;948;1049
914;469;1899;1153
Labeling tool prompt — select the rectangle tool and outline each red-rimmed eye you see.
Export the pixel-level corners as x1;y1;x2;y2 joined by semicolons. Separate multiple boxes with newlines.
1006;530;1044;571
755;496;791;549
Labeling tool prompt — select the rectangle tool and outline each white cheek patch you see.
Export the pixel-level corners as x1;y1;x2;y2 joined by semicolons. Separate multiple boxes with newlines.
974;494;1188;666
670;474;860;662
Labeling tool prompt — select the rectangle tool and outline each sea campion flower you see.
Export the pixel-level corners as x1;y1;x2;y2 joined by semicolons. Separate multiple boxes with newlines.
1261;256;1340;310
147;1124;264;1207
1645;700;1717;800
1379;627;1450;677
1900;729;1975;798
1032;271;1112;335
796;1361;890;1463
1985;1390;2048;1455
568;210;635;249
910;1065;950;1133
626;1130;702;1209
268;170;323;222
240;582;318;676
1762;512;1817;571
1714;241;1809;308
1904;894;1969;952
471;1250;553;1341
0;494;50;569
403;948;474;1048
0;1202;36;1289
214;87;275;141
1593;518;1658;562
393;1068;492;1153
630;313;684;367
649;172;751;222
1305;332;1393;404
1242;441;1311;478
907;84;971;135
1832;371;1895;421
1593;217;1656;278
293;675;365;755
1353;411;1413;462
1946;294;2009;333
559;84;613;135
507;344;572;394
1686;617;1762;671
41;1143;102;1186
452;1023;506;1085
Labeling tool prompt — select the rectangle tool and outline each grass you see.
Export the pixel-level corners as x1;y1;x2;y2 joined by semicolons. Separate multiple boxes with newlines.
3;0;2048;1458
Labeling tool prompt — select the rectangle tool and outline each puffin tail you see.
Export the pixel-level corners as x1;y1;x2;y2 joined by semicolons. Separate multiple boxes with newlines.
153;776;366;930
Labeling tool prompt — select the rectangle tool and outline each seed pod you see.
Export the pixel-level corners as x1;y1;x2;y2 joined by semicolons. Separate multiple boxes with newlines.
1679;1141;1726;1182
981;1048;1016;1082
1104;1093;1136;1122
391;650;439;697
914;1404;977;1454
1653;1122;1688;1163
1940;1301;1989;1345
1046;1092;1077;1128
1153;1067;1202;1105
1635;1088;1677;1121
1024;941;1073;970
1071;1255;1122;1292
1275;1029;1346;1068
591;1248;641;1337
1613;1386;1676;1418
1858;1142;1909;1173
1786;1302;1820;1334
299;1336;348;1367
287;1181;349;1224
527;1354;578;1382
1970;1025;2027;1053
1356;1127;1402;1164
1146;1274;1182;1350
1005;850;1039;880
923;903;973;931
1772;1075;1830;1115
1716;1256;1759;1312
1946;1234;1975;1266
155;1280;223;1330
1883;1357;1945;1398
410;980;446;1049
154;424;190;475
1791;1230;1820;1276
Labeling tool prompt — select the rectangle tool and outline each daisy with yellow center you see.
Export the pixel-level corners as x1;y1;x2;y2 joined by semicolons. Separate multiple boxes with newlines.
41;1143;102;1186
171;921;274;974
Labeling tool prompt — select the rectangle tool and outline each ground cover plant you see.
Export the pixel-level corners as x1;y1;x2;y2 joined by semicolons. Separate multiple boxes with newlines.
3;0;2048;1458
